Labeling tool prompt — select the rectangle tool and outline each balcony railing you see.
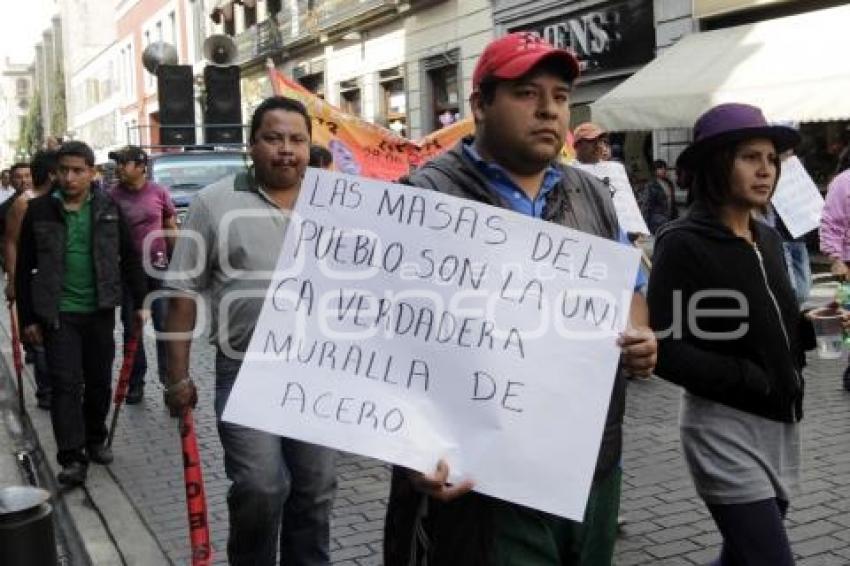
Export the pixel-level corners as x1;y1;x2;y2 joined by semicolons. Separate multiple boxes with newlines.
233;0;406;63
312;0;399;31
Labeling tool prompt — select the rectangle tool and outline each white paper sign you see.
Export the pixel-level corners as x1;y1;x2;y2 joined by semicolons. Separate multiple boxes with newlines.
222;169;640;520
771;156;824;238
571;161;651;235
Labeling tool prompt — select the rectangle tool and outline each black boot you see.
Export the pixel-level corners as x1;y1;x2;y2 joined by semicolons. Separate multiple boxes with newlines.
88;442;114;465
57;462;87;486
125;383;144;405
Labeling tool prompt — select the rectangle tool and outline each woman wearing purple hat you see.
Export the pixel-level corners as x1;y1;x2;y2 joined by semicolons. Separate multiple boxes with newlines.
647;103;820;565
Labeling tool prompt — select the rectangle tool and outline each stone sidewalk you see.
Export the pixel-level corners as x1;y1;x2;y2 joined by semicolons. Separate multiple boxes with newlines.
2;307;849;565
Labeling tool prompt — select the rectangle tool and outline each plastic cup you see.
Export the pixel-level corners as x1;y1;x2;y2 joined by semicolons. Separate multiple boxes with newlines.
810;309;844;360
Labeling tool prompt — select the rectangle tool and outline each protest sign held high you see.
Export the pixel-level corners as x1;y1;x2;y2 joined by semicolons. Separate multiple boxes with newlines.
222;169;640;520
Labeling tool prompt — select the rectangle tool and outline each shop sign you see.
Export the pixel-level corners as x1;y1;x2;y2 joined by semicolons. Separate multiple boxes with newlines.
512;0;655;77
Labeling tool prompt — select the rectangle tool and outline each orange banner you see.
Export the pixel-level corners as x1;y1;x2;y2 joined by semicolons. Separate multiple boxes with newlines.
269;67;472;180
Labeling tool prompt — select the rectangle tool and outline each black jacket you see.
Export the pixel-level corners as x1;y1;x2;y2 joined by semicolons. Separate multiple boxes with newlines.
385;140;626;566
637;179;672;233
16;187;146;329
647;205;815;423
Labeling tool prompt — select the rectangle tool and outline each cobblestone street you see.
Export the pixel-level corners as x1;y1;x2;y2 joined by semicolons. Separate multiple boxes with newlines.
101;326;850;565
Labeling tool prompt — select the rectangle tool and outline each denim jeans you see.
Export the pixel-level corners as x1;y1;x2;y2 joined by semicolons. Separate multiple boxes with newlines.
121;276;168;389
44;310;115;466
782;241;811;307
214;350;337;566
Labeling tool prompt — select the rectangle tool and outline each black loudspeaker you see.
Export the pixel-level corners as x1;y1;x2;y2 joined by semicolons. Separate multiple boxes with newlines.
157;65;196;146
204;66;243;144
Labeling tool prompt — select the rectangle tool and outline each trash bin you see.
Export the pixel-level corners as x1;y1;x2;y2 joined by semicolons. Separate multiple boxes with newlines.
0;485;57;566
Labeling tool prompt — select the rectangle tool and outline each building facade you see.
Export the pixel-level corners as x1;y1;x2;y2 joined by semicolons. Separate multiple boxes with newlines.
58;0;118;158
0;61;34;166
67;42;123;162
115;0;193;147
32;15;66;141
202;0;493;140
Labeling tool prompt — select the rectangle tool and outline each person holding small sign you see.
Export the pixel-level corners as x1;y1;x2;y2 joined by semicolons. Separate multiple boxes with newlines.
820;162;850;391
164;97;338;565
383;32;657;566
649;103;824;565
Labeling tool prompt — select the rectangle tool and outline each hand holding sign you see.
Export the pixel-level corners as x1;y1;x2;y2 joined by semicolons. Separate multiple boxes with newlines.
410;460;475;502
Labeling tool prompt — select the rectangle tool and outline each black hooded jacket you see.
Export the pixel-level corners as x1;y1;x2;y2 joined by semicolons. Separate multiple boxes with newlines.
647;204;814;423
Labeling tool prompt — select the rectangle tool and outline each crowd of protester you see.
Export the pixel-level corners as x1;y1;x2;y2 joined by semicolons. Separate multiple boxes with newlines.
5;31;850;566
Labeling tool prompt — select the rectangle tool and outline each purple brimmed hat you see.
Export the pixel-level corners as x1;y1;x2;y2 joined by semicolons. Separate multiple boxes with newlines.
676;103;800;168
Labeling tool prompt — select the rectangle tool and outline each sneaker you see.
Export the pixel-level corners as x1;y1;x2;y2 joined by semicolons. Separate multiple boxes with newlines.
88;443;114;465
125;384;144;405
57;462;87;486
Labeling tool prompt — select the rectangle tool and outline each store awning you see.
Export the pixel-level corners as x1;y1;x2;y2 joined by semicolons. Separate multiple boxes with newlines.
590;5;850;130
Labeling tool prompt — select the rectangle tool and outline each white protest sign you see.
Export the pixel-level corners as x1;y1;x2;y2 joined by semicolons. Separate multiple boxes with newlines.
771;156;824;238
222;169;640;520
571;161;651;235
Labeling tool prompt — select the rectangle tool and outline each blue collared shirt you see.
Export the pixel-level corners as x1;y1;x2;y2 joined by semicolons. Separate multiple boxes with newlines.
462;141;648;291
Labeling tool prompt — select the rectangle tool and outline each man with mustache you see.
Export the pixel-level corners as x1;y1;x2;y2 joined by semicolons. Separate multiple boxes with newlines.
164;97;337;565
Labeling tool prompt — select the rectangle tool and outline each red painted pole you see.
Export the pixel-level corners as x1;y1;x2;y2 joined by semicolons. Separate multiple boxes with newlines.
107;332;140;448
8;304;25;415
180;408;212;565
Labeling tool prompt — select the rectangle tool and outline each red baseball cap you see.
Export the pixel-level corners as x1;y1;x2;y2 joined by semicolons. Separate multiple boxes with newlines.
473;32;581;90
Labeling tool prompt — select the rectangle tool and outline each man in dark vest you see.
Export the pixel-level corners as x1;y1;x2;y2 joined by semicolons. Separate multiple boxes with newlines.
384;32;657;566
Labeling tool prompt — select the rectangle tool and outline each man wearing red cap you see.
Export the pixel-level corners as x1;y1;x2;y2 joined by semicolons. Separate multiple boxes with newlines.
383;32;657;565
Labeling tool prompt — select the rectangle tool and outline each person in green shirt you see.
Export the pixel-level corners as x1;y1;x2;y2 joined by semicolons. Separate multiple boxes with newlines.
16;141;146;487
